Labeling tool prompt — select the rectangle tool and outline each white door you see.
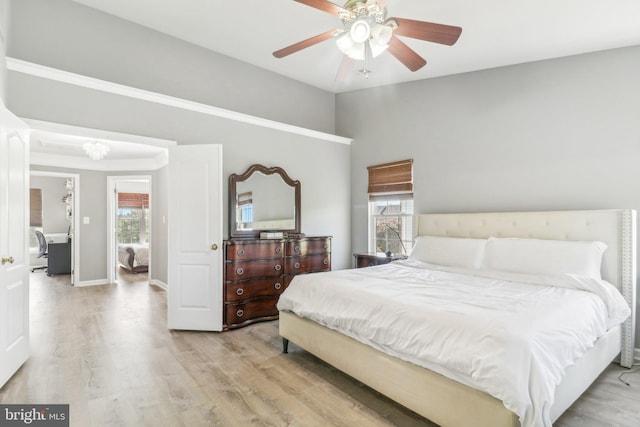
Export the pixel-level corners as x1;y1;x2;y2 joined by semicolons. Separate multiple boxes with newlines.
167;145;223;331
0;103;30;388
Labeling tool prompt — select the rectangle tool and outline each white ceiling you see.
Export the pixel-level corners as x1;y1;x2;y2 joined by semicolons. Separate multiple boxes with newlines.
71;0;640;93
29;128;169;171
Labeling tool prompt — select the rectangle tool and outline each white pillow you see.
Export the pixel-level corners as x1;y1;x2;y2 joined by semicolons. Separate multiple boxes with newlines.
482;237;607;279
409;236;487;270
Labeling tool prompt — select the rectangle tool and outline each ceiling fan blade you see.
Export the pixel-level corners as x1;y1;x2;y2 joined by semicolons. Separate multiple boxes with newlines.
273;30;336;58
335;55;356;82
387;36;427;72
390;17;462;46
294;0;347;16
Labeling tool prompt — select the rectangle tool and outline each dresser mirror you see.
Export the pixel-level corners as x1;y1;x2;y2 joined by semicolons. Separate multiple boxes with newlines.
229;164;301;238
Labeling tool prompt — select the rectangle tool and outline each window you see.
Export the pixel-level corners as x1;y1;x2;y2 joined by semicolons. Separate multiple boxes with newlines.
237;191;253;229
117;193;149;244
370;199;413;255
367;159;414;256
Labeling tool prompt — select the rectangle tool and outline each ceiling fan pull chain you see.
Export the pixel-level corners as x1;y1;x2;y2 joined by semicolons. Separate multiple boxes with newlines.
362;39;373;79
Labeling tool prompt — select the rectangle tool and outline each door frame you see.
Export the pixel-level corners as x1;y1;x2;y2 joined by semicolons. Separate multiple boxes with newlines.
23;119;176;286
107;175;152;284
29;171;80;286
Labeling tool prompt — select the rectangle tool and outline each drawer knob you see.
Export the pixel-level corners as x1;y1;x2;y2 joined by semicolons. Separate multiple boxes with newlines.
236;288;244;296
237;249;245;256
294;245;300;252
323;258;329;265
294;262;300;269
275;264;282;271
236;309;244;318
323;244;328;249
275;247;281;254
236;267;244;275
274;283;282;290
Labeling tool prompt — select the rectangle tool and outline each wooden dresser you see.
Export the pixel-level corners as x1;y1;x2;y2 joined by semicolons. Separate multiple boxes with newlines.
223;236;331;329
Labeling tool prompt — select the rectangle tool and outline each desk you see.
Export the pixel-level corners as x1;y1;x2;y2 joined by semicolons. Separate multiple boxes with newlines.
47;239;71;275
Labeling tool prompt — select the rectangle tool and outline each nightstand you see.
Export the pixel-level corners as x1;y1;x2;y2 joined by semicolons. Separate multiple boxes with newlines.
353;252;408;268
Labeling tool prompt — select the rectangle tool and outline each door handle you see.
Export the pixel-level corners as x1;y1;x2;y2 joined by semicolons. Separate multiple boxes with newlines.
1;256;14;265
211;243;218;251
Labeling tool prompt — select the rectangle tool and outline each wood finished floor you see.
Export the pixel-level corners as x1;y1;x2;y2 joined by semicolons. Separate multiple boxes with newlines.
1;271;639;426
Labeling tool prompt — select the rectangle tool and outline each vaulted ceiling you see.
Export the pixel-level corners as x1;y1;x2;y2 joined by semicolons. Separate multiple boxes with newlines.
71;0;640;93
29;1;640;164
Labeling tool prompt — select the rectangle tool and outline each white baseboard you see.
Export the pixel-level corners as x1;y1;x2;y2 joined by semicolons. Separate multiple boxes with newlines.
75;278;166;289
150;279;167;291
75;279;111;287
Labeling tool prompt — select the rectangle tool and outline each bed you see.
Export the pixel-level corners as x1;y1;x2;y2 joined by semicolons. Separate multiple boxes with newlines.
118;243;149;273
277;209;636;427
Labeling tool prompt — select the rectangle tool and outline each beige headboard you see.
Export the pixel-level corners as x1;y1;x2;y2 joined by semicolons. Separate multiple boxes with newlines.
415;209;636;367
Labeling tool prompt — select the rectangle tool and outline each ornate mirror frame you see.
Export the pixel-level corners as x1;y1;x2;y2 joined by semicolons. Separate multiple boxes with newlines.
229;164;301;239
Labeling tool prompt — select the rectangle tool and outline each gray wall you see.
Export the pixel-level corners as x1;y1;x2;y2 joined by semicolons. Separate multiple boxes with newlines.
30;175;68;234
337;45;640;345
0;0;8;102
10;0;351;278
152;166;169;284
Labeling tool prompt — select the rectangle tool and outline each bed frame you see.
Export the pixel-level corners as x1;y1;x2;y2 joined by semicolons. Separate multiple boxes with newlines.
279;209;637;427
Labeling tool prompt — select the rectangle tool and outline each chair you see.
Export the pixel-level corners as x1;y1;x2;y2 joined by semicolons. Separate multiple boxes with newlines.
31;230;48;272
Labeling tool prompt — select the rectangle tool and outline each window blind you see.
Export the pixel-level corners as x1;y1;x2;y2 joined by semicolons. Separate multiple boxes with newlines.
237;191;253;206
30;188;43;227
367;159;413;200
118;192;149;209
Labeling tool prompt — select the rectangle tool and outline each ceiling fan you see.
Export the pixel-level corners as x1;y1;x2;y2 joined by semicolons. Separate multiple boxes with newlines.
273;0;462;78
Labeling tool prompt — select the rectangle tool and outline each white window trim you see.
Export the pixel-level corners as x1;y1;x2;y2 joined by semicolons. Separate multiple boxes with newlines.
368;200;414;255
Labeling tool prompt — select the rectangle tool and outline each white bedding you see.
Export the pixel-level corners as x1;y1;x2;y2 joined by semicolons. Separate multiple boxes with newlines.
118;244;149;268
277;259;630;427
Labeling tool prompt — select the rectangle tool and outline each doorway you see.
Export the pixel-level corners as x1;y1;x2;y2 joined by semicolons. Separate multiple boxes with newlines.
29;171;80;286
107;176;152;285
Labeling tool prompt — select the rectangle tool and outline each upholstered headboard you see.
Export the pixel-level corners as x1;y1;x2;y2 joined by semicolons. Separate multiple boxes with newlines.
415;209;636;367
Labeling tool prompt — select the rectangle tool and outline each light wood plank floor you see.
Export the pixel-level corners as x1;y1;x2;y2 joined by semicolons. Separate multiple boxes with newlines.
1;271;639;426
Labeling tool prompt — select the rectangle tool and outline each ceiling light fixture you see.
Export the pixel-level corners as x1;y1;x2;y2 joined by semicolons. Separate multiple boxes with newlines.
82;141;110;160
336;1;391;62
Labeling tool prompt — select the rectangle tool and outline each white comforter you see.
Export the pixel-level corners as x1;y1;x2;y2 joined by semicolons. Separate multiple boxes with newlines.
277;259;630;427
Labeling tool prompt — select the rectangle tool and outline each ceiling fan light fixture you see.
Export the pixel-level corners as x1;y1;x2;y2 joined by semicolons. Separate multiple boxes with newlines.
336;32;362;60
337;19;390;60
83;141;110;161
350;18;371;43
371;22;391;44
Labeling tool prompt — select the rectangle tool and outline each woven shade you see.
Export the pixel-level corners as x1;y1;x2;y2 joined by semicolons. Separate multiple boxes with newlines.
30;188;43;227
118;192;149;208
367;159;413;197
237;191;253;206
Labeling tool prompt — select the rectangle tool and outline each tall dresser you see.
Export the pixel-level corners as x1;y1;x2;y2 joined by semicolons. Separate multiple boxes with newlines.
223;236;331;329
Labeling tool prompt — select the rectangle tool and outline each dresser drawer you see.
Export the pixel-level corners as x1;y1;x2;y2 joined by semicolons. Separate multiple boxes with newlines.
226;259;283;281
225;298;279;326
225;241;283;260
285;238;331;256
285;254;330;274
225;278;286;302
